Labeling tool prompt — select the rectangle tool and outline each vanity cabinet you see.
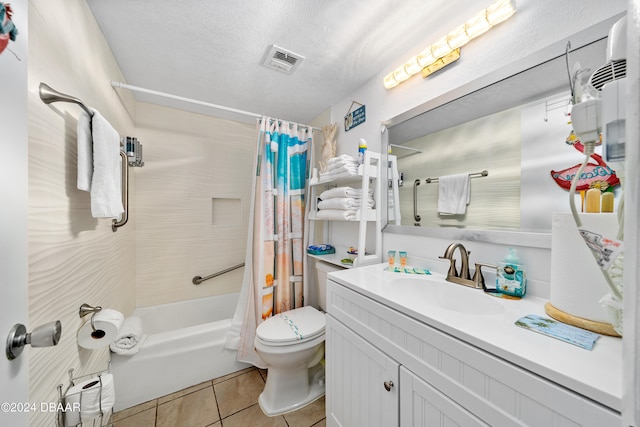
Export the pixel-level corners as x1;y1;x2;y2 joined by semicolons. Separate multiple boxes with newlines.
307;151;382;267
325;278;621;427
326;315;399;427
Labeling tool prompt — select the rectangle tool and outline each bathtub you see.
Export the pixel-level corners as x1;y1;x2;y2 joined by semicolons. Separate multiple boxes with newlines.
111;292;251;411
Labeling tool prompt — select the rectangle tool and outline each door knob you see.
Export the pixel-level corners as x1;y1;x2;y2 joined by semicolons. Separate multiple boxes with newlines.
383;380;394;391
6;320;62;360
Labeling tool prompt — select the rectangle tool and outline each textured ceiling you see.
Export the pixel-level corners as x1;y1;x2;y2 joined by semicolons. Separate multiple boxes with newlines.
86;0;482;124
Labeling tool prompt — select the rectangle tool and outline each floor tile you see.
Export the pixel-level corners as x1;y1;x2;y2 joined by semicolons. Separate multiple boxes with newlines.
113;367;326;426
112;400;157;422
158;380;212;405
112;407;156;427
157;386;219;427
220;404;287;427
212;366;257;385
214;370;265;418
283;396;326;427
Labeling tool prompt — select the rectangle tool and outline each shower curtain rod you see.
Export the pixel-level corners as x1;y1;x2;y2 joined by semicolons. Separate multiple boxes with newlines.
111;81;320;132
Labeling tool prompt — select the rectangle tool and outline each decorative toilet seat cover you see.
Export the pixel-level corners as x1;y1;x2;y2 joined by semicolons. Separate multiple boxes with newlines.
256;306;325;344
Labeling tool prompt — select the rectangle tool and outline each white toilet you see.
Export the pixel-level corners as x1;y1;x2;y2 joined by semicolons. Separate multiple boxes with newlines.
254;261;339;416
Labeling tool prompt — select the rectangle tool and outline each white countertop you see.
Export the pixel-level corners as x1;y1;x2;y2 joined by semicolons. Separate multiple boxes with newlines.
327;263;622;412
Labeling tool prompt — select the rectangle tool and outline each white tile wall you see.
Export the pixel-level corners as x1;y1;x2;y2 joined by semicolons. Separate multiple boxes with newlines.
133;102;255;307
28;1;136;425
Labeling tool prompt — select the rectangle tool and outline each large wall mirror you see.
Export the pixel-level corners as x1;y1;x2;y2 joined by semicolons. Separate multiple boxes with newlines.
382;16;622;248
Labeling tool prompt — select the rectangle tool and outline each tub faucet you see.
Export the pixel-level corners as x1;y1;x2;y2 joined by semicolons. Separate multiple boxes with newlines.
439;243;494;289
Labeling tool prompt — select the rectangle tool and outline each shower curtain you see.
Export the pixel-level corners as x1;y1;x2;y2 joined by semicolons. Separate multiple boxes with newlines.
226;117;312;367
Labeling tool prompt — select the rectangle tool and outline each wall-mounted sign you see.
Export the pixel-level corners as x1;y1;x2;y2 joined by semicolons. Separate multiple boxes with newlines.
344;101;365;131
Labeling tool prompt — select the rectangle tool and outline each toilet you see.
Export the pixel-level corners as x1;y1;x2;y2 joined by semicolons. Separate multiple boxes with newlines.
254;260;340;416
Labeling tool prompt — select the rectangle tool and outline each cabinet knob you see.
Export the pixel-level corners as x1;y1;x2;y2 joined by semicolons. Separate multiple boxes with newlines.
383;380;394;392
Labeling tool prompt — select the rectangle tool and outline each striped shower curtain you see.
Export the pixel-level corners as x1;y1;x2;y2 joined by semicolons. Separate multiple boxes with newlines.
225;117;312;367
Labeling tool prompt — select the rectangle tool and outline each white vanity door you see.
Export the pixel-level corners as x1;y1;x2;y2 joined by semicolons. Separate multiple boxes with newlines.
400;366;489;427
326;315;399;427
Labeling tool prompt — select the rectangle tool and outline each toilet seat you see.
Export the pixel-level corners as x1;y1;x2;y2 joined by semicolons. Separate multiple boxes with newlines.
256;306;325;346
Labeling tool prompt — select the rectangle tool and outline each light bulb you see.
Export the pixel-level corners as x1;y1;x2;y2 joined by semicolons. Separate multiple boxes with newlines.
447;24;471;49
466;11;491;38
416;49;436;67
431;36;452;59
393;66;410;83
486;0;516;25
404;57;422;76
383;73;399;89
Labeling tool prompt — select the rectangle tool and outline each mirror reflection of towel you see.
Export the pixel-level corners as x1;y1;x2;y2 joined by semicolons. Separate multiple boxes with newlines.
437;173;470;215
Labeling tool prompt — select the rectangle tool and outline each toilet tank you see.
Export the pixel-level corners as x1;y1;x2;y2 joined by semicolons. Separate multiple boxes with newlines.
314;261;343;311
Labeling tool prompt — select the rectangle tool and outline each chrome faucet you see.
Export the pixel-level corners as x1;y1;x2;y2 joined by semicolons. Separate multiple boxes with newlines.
439;243;496;289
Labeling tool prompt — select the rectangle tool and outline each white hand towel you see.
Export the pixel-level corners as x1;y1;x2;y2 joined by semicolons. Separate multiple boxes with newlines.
109;316;147;356
437;173;470;215
91;111;124;218
77;109;93;191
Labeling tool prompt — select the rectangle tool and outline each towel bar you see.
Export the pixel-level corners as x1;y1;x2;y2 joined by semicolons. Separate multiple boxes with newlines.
425;170;488;184
39;83;93;117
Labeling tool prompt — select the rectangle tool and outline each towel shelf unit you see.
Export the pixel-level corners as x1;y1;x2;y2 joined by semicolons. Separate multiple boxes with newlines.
425;170;489;184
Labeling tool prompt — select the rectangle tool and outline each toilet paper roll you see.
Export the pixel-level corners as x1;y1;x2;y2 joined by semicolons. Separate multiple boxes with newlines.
77;309;124;349
64;373;115;426
550;212;619;323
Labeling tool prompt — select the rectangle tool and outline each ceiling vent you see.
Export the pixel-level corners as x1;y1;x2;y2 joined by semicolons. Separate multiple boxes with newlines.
261;45;304;74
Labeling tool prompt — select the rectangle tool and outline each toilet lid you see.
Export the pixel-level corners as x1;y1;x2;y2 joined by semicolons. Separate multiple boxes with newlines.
256;306;325;344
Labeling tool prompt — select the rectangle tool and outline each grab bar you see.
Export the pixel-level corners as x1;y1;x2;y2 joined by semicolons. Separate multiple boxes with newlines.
413;179;421;224
112;150;129;232
193;263;245;285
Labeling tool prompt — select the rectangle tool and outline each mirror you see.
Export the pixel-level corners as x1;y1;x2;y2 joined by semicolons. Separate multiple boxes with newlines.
383;19;618;248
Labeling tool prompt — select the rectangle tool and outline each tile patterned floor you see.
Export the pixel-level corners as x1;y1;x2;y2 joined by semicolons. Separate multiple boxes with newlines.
111;367;326;427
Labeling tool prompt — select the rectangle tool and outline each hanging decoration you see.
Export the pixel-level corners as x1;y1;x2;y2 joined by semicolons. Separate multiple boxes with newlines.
550;131;620;191
0;2;18;56
344;101;365;131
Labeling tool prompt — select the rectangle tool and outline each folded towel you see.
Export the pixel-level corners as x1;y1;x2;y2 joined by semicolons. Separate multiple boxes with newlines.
327;154;358;166
77;110;93;191
437;173;470;215
325;164;359;175
315;209;358;220
328;159;358;170
91;111;124;218
318;197;374;210
109;316;147;356
319;186;373;200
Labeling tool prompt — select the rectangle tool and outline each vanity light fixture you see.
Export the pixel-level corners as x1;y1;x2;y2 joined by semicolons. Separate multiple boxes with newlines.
383;0;516;89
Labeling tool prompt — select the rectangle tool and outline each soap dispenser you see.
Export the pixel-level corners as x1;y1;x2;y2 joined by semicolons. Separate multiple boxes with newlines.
496;248;527;297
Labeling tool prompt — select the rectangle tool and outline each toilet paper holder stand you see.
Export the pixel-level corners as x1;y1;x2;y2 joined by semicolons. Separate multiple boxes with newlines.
57;364;112;427
79;303;107;339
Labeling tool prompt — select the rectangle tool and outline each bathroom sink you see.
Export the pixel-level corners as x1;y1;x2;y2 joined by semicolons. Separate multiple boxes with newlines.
389;277;505;316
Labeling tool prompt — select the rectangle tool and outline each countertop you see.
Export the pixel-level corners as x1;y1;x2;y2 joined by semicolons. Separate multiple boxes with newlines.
327;263;622;412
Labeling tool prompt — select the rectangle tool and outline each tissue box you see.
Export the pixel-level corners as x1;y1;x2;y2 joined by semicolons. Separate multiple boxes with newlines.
496;261;526;297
